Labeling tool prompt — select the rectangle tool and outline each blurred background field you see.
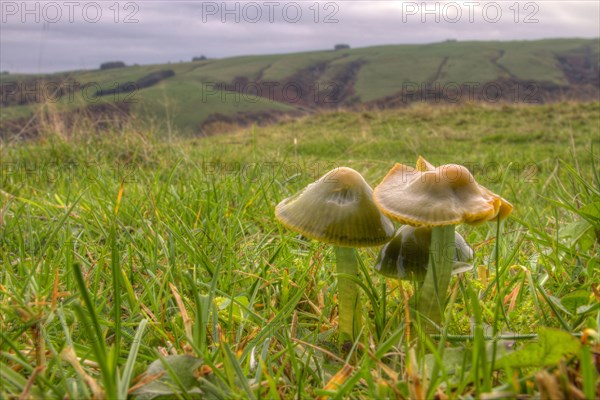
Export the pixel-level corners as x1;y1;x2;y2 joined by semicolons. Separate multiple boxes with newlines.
2;38;598;138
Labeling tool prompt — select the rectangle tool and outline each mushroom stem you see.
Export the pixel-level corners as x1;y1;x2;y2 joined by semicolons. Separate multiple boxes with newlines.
335;246;362;344
416;224;455;332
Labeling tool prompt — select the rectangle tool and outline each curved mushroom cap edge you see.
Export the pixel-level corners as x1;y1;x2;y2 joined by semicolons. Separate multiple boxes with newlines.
275;167;395;247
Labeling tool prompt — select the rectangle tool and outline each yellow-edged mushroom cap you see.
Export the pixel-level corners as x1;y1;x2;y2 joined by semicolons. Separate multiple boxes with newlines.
275;167;395;247
414;156;513;221
373;159;513;227
415;155;435;172
478;184;514;221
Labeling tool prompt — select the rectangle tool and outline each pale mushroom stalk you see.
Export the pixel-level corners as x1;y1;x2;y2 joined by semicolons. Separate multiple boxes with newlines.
373;156;513;333
275;167;394;347
416;224;455;328
335;247;361;342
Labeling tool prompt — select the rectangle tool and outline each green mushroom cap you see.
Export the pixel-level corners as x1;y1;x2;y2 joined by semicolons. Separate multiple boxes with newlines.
275;167;395;247
374;225;474;281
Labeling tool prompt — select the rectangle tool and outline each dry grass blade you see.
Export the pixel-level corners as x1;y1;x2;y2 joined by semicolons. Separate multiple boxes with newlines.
19;365;46;400
317;364;354;400
114;180;125;215
406;346;426;400
61;346;104;399
535;370;564;400
128;371;166;395
398;282;411;343
290;338;344;363
169;283;193;340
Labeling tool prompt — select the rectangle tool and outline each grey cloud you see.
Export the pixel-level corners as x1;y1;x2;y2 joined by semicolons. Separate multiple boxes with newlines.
0;1;598;73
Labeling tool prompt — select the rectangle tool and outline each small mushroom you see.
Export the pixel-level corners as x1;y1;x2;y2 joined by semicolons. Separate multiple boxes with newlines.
374;225;474;282
276;167;394;343
374;162;512;226
412;155;514;223
373;157;513;329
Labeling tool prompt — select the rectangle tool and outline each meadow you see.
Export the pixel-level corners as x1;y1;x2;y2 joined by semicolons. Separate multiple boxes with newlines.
1;101;599;398
2;38;598;135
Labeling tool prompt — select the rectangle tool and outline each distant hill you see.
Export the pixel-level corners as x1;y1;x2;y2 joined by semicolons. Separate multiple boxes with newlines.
1;38;598;138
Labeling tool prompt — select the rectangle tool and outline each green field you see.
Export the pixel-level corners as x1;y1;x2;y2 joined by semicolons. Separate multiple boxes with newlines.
2;38;598;135
1;101;599;398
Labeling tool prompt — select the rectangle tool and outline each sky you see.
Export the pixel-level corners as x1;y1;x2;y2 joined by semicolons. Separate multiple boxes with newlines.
1;1;599;73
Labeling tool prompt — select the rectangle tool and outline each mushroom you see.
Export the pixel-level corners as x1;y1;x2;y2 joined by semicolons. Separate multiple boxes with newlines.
373;157;513;328
275;167;394;343
374;225;474;282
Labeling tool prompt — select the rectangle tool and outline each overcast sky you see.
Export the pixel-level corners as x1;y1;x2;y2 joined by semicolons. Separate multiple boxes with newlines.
1;1;599;73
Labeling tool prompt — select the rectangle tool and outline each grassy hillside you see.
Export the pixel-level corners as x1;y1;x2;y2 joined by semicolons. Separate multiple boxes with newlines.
1;38;598;137
1;102;599;398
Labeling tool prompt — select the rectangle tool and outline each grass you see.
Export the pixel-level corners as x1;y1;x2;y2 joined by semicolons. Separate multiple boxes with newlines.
1;101;599;398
